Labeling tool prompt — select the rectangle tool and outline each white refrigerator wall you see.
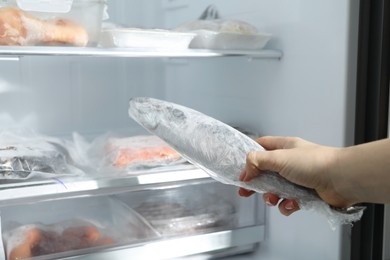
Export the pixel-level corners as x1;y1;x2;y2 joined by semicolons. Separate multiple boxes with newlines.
0;1;360;260
160;1;360;260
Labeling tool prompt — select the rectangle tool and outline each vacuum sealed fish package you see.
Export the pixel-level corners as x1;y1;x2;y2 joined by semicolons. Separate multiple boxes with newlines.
128;97;365;228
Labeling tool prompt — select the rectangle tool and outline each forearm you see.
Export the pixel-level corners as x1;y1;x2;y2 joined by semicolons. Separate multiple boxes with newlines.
334;138;390;204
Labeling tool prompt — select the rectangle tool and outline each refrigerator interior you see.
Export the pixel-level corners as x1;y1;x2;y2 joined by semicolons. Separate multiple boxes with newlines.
0;0;360;260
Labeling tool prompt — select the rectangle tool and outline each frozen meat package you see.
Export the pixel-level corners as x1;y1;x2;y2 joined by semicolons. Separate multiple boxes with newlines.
104;135;186;170
0;0;108;46
75;133;187;175
1;196;160;259
0;130;85;180
175;19;272;50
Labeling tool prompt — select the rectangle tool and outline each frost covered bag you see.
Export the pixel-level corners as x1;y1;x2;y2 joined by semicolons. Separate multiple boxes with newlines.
3;219;114;260
0;130;84;180
175;19;271;50
1;196;160;259
78;133;186;175
105;135;185;170
128;97;364;227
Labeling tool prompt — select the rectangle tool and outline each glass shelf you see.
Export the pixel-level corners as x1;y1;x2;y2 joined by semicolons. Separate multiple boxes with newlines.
0;46;283;59
0;165;212;206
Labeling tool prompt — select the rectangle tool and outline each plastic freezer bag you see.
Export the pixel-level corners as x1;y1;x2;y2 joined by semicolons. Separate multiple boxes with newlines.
0;130;85;180
79;133;186;175
128;97;364;228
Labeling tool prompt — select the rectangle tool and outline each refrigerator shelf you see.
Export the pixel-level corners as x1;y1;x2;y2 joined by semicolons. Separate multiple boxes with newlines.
0;46;282;59
0;165;212;207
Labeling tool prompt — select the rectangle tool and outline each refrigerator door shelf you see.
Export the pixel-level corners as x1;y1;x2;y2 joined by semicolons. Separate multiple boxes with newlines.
0;46;283;59
0;165;212;207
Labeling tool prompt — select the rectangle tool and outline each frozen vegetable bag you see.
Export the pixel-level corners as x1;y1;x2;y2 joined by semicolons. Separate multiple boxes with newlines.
128;97;364;228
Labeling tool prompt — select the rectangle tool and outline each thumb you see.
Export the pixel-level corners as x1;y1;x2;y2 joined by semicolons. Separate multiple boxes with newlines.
242;150;284;182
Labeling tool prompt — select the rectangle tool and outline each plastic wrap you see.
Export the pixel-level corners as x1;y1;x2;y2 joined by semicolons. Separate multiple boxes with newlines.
0;0;107;46
4;219;114;260
176;19;260;35
0;131;84;180
105;135;185;169
1;196;160;259
128;97;365;228
175;19;271;50
76;133;187;175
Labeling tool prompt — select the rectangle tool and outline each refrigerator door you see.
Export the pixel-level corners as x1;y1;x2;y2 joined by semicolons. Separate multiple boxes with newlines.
384;205;390;260
352;0;390;259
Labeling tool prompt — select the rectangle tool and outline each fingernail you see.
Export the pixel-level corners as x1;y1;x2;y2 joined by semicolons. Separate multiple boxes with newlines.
239;170;246;181
265;197;273;206
285;201;296;211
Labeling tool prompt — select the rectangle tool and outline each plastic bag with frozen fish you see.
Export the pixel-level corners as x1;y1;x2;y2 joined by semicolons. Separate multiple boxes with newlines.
0;131;85;180
128;97;364;228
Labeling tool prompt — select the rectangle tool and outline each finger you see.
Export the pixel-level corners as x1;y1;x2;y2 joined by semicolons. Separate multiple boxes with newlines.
242;155;261;182
263;193;280;206
243;150;284;182
238;188;256;197
239;170;246;181
256;136;299;150
278;199;300;216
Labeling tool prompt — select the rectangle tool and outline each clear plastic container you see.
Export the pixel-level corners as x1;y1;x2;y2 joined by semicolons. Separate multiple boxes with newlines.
0;195;159;259
99;28;196;49
0;0;107;46
117;183;240;237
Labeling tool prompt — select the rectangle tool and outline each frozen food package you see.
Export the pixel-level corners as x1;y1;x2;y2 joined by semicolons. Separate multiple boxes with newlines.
1;196;160;259
0;130;85;180
129;186;236;236
128;97;365;228
4;220;114;260
81;133;187;174
175;19;271;50
0;0;107;46
106;135;185;169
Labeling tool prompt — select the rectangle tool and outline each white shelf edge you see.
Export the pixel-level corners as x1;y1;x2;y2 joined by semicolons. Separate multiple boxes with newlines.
0;166;211;206
0;46;283;59
63;225;265;260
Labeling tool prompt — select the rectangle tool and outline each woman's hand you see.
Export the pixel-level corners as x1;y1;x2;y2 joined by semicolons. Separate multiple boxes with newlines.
238;136;354;216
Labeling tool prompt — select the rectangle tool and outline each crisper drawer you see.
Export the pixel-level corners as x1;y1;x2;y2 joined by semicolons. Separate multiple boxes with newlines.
0;196;160;260
116;182;264;238
0;182;265;260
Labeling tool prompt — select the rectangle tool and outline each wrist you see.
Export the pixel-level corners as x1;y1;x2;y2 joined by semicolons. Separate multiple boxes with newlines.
318;146;360;207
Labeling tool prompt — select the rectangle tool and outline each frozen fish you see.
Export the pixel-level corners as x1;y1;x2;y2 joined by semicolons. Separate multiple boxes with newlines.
128;97;364;227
